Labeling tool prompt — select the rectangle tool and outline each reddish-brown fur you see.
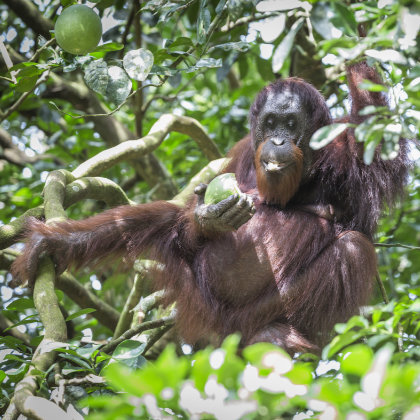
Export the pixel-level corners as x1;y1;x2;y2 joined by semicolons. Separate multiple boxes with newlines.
11;62;410;354
255;141;303;207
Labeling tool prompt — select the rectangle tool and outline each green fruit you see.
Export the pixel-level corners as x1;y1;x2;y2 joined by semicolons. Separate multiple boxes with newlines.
204;173;241;205
55;5;102;55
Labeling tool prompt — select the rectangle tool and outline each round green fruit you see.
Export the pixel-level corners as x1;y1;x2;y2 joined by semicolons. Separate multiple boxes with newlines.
204;173;241;205
54;5;102;55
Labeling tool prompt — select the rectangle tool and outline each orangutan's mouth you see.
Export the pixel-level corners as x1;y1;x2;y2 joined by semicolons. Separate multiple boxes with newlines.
262;160;292;173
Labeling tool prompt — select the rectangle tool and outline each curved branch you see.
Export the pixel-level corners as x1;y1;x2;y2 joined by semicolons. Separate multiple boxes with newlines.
12;257;68;420
43;170;75;222
64;177;134;208
170;157;229;206
45;74;178;200
0;207;45;250
72;113;222;178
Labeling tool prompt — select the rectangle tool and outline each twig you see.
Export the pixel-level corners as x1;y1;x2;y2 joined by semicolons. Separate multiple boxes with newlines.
374;242;420;251
0;38;17;82
220;11;281;33
100;314;175;354
375;271;389;304
29;37;56;63
49;82;164;119
0;70;50;122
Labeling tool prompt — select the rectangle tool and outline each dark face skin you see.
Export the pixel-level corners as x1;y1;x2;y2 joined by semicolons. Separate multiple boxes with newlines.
253;89;311;178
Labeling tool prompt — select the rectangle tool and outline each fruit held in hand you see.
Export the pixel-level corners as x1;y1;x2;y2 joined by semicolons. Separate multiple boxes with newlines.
55;5;102;55
204;173;241;205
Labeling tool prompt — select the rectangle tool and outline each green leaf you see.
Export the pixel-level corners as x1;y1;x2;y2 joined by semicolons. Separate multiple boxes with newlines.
66;308;96;321
60;0;77;7
340;344;373;376
6;297;35;311
257;56;273;81
3;314;38;332
0;370;6;383
191;348;213;391
286;363;313;385
309;123;348;150
311;3;341;40
194;58;222;69
272;18;304;73
15;75;38;93
358;80;388;92
243;342;288;366
331;2;357;36
365;49;408;65
84;58;109;95
123;48;154;81
5;354;29;363
363;132;382;165
212;41;250;52
358;105;389;116
104;363;145;396
112;340;146;359
169;37;194;49
197;0;211;44
92;42;124;52
105;66;132;104
111;340;147;369
227;0;242;20
323;330;365;358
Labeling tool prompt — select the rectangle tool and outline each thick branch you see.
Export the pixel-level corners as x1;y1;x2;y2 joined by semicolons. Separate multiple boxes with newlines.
0;207;44;250
43;170;75;222
3;0;53;39
13;258;68;420
64;177;134;208
45;74;178;199
170;157;229;206
72;114;222;178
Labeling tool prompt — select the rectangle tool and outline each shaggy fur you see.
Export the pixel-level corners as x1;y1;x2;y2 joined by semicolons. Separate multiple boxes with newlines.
11;62;410;354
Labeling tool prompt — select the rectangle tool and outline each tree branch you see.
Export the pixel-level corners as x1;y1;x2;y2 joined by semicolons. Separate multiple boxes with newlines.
12;257;68;420
71;113;222;178
3;0;53;39
100;313;175;354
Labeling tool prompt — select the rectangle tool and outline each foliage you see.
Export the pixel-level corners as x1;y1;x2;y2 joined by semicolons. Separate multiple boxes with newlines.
0;0;419;419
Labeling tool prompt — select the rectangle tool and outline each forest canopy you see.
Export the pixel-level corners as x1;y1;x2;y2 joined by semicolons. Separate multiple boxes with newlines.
0;0;419;419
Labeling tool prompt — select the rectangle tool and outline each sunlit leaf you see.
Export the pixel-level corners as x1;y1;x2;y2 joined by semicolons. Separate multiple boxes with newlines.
197;0;211;44
272;18;304;73
123;48;154;81
358;80;388;92
309;123;348;150
340;344;373;376
365;49;408;65
66;308;96;321
311;2;341;39
6;297;35;311
105;66;132;104
83;58;109;95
